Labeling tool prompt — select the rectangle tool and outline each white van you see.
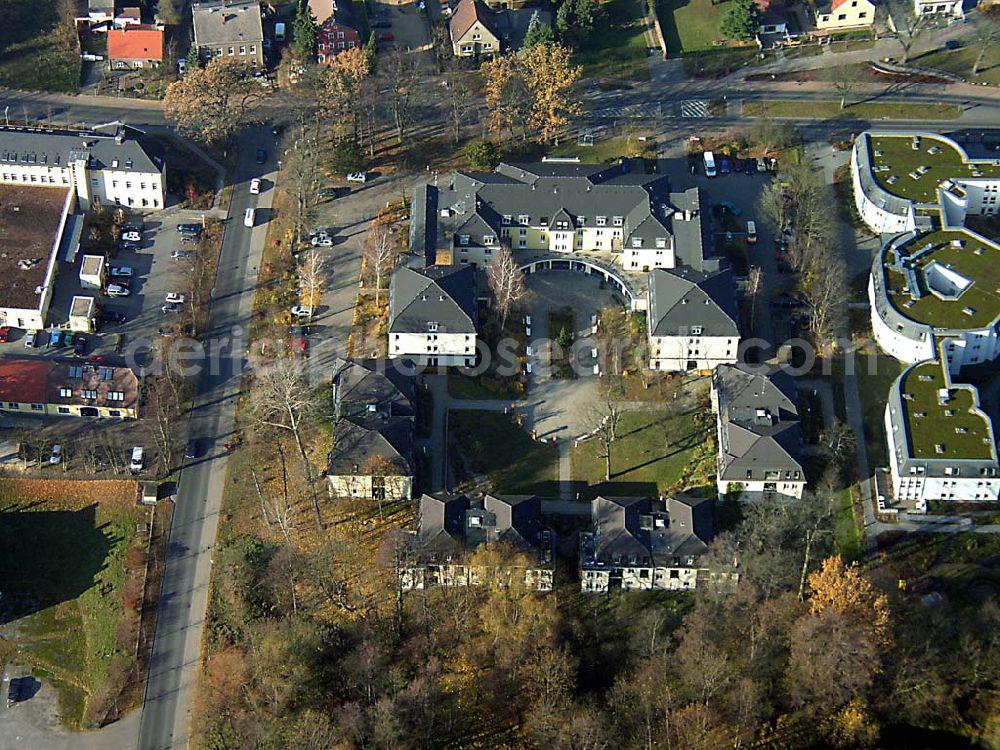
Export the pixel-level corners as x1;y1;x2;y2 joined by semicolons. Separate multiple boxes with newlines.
703;151;717;178
275;22;286;41
129;447;144;474
746;220;757;244
243;207;255;227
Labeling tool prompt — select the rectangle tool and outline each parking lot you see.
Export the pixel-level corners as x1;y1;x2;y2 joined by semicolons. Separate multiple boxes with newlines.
371;0;432;57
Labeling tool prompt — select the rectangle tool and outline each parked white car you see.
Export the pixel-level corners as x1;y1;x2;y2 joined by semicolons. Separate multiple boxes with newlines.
291;305;313;318
249;178;262;195
129;446;144;473
346;172;367;183
311;235;333;247
164;292;186;304
24;330;37;348
49;444;62;465
121;231;141;243
106;284;131;297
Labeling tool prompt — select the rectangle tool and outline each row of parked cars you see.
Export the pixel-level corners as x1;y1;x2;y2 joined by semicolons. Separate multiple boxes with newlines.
703;151;777;178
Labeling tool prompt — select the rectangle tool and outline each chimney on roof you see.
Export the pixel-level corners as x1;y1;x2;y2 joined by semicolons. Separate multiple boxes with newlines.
115;125;125;144
684;209;692;221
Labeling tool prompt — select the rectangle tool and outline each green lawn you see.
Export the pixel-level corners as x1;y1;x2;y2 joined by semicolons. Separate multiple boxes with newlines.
449;411;560;494
835;488;863;562
913;44;1000;87
550;136;657;163
0;488;141;727
571;406;715;499
682;46;766;77
829;38;876;53
0;6;80;93
742;99;963;121
657;0;732;53
852;353;903;469
573;0;651;81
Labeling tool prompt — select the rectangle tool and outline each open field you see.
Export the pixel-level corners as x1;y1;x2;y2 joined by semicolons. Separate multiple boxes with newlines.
835;488;863;561
742;99;963;120
450;410;560;494
0;2;79;92
913;44;1000;87
550;135;658;163
571;406;715;499
657;0;732;53
573;0;651;82
0;479;143;728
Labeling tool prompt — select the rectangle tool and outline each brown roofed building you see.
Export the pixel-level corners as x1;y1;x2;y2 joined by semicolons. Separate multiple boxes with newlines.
449;0;501;56
0;358;139;418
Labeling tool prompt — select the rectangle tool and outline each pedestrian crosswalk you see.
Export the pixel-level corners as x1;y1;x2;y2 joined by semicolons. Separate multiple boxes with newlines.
588;102;660;120
680;99;710;118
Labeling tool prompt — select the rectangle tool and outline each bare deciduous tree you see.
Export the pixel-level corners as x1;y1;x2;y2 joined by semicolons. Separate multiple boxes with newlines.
248;358;325;532
298;247;326;313
486;244;528;334
380;50;420;142
590;397;624;482
363;220;398;305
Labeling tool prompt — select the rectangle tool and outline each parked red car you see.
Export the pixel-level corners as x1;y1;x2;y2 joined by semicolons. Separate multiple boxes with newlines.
377;31;395;42
0;326;9;343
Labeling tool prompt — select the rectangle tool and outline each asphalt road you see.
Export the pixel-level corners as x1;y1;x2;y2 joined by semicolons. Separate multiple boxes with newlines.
136;127;275;750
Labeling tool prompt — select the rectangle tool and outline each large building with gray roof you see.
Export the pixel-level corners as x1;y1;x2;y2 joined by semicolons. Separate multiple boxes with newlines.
647;267;739;372
388;264;478;366
579;494;717;593
192;0;265;66
712;364;805;501
0;123;165;211
401;492;555;591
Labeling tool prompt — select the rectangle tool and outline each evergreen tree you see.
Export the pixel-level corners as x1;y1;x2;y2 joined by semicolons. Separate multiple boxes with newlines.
186;45;203;71
292;0;318;62
364;32;379;72
522;11;555;48
721;0;760;41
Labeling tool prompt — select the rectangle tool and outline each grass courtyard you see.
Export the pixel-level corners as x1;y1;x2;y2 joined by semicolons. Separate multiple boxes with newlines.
851;353;904;469
572;0;651;81
450;411;560;495
0;2;80;93
572;406;715;499
0;480;144;727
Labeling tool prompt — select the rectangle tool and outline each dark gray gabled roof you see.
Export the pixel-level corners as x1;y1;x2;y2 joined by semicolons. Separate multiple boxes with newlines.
585;494;714;568
714;364;804;482
0;124;163;176
388;264;477;335
327;358;414;476
192;0;264;47
648;267;739;337
416;492;551;561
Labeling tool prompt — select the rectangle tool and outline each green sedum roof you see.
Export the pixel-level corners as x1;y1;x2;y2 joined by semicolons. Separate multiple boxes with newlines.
870;135;1000;205
900;361;995;460
885;230;1000;330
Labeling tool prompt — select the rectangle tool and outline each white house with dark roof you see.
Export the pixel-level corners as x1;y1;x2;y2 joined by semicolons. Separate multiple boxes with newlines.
401;492;555;591
579;494;718;593
0;123;165;211
388;264;479;367
647;268;739;372
192;0;265;66
712;364;806;500
327;358;415;502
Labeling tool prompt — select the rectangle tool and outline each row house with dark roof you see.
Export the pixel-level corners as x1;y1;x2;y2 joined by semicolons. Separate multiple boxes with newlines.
401;492;555;591
712;364;806;500
579;494;720;593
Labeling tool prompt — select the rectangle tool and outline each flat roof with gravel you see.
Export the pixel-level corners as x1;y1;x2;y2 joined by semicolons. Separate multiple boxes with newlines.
899;361;995;460
870;134;1000;205
884;230;1000;330
0;184;70;311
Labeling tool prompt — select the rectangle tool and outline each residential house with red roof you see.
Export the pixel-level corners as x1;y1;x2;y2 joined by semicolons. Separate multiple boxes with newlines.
107;25;165;69
0;358;140;418
312;0;362;64
814;0;876;31
449;0;501;56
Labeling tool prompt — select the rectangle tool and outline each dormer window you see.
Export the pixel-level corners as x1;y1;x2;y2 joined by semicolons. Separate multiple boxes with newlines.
518;214;529;225
502;215;511;225
458;234;470;245
631;237;642;248
596;216;607;226
613;216;623;226
483;235;495;245
428;322;439;332
656;237;667;248
691;326;703;335
577;215;586;226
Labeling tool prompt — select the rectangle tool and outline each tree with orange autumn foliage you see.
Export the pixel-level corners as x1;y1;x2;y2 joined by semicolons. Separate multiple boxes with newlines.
807;554;891;647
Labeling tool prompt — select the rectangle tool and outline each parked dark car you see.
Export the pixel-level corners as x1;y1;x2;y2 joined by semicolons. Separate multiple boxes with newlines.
185;438;201;459
61;330;75;347
102;310;127;324
945;40;961;51
73;333;88;356
744;159;757;175
370;17;391;28
719;157;731;174
177;223;202;236
256;148;267;164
